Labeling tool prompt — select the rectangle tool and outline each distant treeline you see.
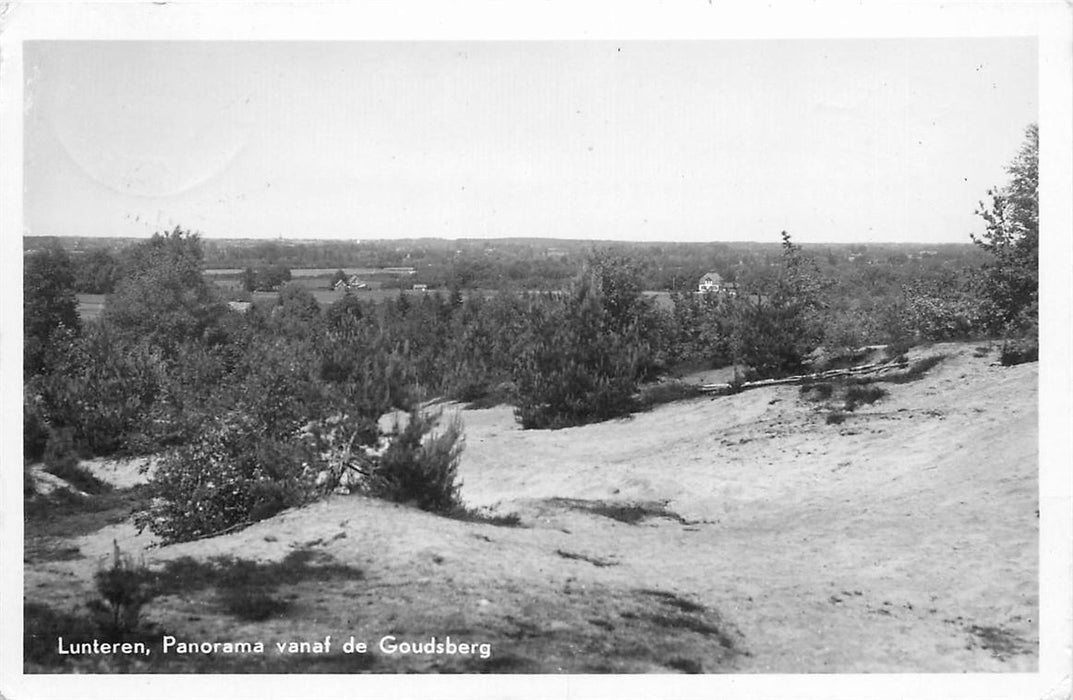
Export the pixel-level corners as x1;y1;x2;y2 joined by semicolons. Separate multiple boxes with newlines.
27;233;984;297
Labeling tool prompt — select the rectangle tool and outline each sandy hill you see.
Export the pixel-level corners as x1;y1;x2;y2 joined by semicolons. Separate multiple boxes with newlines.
25;342;1037;673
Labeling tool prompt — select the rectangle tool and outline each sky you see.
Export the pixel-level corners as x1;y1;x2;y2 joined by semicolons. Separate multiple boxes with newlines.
23;39;1037;244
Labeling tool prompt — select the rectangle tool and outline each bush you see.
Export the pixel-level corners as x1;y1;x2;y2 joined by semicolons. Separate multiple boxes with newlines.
843;384;887;411
638;380;704;409
134;413;317;544
877;354;947;384
1000;335;1038;366
24;396;49;462
31;324;167;456
87;543;156;640
43;428;110;495
799;382;834;402
826;411;847;425
900;284;981;341
368;410;465;513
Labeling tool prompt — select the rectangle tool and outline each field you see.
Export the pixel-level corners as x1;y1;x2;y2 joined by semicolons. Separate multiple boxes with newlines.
77;285;454;321
74;294;107;321
23;342;1037;673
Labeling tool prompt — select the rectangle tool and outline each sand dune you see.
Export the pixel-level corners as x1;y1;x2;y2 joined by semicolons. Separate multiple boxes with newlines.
25;342;1037;673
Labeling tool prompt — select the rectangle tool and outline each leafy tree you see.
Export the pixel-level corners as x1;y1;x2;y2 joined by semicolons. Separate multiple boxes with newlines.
329;269;349;289
74;249;123;294
241;264;291;292
24;246;81;377
270;282;322;337
973;124;1038;336
104;227;226;355
30;323;167;455
241;267;257;293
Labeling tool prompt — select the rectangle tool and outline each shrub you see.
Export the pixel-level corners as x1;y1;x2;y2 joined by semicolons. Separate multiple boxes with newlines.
883;339;914;361
31;324;167;456
368;410;465;513
799;382;834;402
134;413;317;544
843;384;887;411
638;380;704;409
24;396;49;462
87;543;156;640
43;428;110;495
898;354;946;382
444;507;522;527
826;411;847;425
900;283;982;341
1000;335;1038;366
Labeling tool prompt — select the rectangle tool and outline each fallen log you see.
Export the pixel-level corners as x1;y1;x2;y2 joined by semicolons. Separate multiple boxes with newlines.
700;359;909;395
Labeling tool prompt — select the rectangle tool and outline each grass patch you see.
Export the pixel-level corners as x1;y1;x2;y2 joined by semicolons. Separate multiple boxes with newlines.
876;354;947;384
883;340;914;362
843;383;887;411
444;506;522;527
635;589;705;613
25;542;83;563
25;485;153;540
826;410;847;425
461;382;516;410
547;498;691;525
966;625;1034;661
213;559;292;621
667;657;703;673
637;380;705;409
24;602;97;664
42;428;111;495
152;549;364;621
556;549;617;567
799;382;834;402
43;462;111;496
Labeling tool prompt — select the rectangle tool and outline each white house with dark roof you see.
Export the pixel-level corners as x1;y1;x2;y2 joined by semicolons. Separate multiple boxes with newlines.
698;272;739;296
698;272;723;292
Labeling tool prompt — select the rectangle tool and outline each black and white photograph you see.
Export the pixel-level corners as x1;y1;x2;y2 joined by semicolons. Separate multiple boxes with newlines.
2;3;1070;699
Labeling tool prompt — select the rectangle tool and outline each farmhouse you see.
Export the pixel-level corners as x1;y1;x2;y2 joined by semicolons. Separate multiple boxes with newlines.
334;275;368;292
698;272;722;292
697;272;739;296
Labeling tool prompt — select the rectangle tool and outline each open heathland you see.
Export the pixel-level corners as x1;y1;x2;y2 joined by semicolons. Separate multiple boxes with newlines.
24;343;1037;673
